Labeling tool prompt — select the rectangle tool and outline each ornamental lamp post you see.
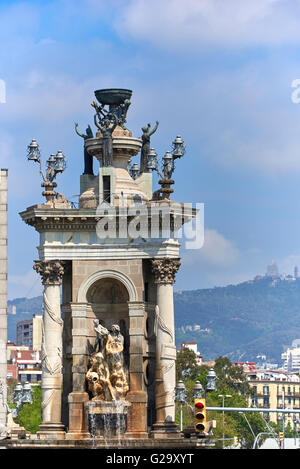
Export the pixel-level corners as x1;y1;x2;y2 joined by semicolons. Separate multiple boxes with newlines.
22;381;33;405
206;368;217;392
27;139;41;162
175;380;187;431
146;137;185;200
129;162;140;180
146;148;158;171
46;154;56;180
162;151;174;179
12;381;33;417
13;383;23;408
172;135;185;160
26;140;67;203
193;380;203;399
54;150;67;174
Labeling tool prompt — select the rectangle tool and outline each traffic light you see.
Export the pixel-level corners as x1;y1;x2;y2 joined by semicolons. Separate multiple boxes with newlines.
194;398;206;434
279;432;284;442
233;436;238;446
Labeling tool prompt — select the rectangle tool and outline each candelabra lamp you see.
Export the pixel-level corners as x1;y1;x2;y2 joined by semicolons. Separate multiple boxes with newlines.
27;139;67;203
146;135;185;200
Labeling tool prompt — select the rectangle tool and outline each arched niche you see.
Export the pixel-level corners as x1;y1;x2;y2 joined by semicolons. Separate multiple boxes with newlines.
86;277;129;304
78;271;136;378
77;269;137;304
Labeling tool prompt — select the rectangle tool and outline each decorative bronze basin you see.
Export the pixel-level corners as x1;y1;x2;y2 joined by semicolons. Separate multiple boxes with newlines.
94;88;132;105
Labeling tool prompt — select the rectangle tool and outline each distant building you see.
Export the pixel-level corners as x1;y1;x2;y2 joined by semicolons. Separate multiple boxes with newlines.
295;266;298;279
7;348;41;384
16;314;42;351
281;340;300;372
245;369;300;427
234;361;256;372
266;259;279;278
180;341;203;366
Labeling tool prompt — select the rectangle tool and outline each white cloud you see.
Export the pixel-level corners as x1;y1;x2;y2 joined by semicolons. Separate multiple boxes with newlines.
8;269;42;300
182;228;240;267
115;0;300;49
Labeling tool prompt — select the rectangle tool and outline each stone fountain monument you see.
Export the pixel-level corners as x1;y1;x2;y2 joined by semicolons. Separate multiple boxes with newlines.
17;88;199;448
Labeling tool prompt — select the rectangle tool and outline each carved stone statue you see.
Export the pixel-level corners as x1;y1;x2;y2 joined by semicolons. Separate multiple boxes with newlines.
75;123;94;175
140;121;159;173
86;321;128;401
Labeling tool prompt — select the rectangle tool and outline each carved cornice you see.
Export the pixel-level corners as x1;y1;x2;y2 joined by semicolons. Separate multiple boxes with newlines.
33;260;65;285
151;258;181;284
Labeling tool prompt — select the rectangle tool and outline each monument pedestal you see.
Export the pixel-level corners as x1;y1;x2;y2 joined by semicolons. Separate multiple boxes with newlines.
37;423;65;440
65;392;90;440
125;391;148;439
150;421;181;439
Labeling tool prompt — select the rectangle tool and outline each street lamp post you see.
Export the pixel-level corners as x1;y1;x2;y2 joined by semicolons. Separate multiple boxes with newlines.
175;380;187;432
218;394;232;449
193;381;203;400
206;368;217;394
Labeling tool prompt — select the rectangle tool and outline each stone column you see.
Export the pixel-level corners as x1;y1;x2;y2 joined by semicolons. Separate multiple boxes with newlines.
150;257;181;438
0;169;7;438
66;302;90;440
33;260;65;440
126;301;148;438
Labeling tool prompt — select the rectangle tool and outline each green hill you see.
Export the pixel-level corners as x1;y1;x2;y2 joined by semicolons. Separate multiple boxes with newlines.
174;277;300;362
7;276;300;363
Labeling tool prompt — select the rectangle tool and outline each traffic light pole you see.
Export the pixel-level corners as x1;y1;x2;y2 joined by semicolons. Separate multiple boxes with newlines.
206;406;300;414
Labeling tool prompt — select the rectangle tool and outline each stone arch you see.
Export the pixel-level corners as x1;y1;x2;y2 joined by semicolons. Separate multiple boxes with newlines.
77;269;137;303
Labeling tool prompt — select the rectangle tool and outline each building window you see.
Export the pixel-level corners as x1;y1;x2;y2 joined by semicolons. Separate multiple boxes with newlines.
263;386;269;395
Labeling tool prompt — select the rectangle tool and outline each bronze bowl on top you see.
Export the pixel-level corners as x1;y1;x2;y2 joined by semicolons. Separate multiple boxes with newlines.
94;89;132;106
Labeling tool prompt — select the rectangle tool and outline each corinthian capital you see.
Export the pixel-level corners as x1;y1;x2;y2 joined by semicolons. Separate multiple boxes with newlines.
33;260;65;285
151;258;181;284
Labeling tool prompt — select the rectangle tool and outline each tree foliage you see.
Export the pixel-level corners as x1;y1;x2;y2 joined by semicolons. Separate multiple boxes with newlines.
176;348;202;381
14;385;42;434
175;353;267;449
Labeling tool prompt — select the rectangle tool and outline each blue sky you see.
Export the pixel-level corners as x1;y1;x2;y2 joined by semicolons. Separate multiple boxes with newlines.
2;0;300;298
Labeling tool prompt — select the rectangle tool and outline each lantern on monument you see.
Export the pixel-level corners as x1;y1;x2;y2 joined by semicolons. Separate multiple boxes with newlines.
163;151;174;179
46;153;56;173
172;135;185;159
27;139;41;163
129;163;140;180
54;150;67;174
147;148;158;171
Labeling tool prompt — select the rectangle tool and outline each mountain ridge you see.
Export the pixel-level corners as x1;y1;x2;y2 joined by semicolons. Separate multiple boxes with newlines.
7;276;300;363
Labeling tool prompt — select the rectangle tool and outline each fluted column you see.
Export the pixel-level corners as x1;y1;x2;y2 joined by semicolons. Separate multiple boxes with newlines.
151;257;181;438
33;260;65;440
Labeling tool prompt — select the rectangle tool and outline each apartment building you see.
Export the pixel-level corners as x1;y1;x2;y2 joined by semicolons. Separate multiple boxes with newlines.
246;369;300;427
16;314;42;351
